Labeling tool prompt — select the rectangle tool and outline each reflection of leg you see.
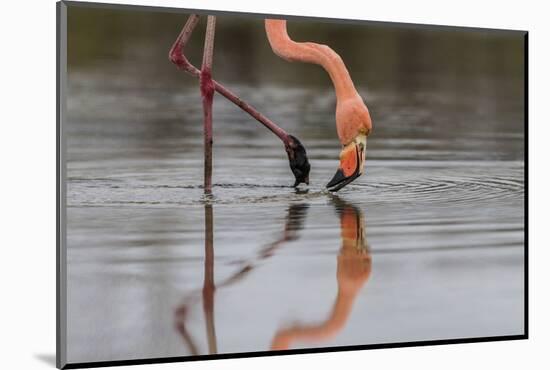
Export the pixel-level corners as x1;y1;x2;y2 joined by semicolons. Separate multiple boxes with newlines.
202;204;217;354
174;203;218;355
216;203;309;289
200;16;216;194
174;306;200;356
261;203;309;258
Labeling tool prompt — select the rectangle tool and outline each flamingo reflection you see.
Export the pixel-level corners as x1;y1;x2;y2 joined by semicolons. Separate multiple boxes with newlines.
174;197;370;354
271;197;370;350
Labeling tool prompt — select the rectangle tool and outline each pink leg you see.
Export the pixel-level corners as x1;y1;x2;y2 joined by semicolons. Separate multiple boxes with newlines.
200;16;216;194
169;15;287;141
168;15;200;77
169;16;310;186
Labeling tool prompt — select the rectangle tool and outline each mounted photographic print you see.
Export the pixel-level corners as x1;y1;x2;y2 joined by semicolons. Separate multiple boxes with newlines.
56;1;527;368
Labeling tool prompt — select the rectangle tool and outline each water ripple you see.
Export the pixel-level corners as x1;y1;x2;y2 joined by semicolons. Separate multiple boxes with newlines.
67;163;523;208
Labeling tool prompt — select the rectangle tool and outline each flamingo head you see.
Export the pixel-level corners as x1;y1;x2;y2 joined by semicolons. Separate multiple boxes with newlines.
326;133;366;192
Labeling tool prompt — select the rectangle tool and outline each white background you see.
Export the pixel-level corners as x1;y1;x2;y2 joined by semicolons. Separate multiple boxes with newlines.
1;0;547;369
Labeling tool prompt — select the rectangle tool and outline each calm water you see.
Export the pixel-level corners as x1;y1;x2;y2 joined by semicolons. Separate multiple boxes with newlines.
65;7;525;364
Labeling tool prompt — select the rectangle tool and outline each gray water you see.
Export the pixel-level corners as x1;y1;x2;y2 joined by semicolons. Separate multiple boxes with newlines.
65;7;525;364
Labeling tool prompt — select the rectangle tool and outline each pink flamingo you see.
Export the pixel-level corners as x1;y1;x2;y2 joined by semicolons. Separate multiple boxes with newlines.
169;16;372;193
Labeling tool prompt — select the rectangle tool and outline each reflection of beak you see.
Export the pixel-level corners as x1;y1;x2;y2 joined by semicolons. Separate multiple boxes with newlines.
326;134;367;192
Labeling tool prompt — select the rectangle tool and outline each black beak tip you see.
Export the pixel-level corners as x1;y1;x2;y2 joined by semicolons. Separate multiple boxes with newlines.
326;168;361;192
326;169;346;191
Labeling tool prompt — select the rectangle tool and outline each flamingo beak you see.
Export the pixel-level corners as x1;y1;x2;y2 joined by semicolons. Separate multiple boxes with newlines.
326;134;366;192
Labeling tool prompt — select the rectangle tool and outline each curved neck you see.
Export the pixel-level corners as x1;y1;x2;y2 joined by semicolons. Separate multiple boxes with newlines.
265;19;358;101
269;284;360;350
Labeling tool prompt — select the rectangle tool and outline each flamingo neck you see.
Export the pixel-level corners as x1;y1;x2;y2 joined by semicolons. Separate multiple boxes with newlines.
265;19;358;102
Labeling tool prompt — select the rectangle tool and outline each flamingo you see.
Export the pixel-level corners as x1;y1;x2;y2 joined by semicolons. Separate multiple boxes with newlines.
169;16;372;192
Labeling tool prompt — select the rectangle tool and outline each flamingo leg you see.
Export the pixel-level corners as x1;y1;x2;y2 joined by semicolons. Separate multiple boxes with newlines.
169;15;310;187
169;15;289;142
168;15;201;77
200;16;216;194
